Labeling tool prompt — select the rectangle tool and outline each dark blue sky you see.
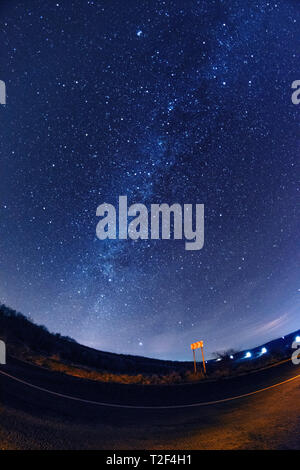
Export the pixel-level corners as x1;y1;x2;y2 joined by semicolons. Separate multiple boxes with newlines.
0;0;299;360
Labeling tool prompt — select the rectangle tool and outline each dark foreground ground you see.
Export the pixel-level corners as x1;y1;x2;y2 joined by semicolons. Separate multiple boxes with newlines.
0;357;299;450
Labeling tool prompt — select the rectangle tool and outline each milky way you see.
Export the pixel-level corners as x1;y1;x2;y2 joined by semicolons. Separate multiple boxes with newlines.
0;0;299;360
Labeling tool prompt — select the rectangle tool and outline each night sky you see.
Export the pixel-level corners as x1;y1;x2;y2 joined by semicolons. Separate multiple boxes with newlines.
0;0;299;360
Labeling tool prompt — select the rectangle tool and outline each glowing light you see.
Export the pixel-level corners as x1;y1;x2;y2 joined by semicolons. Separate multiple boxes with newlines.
295;336;300;342
245;351;252;358
230;355;234;359
261;347;267;354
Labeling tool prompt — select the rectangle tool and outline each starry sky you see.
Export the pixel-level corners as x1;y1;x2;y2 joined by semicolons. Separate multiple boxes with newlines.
0;0;299;360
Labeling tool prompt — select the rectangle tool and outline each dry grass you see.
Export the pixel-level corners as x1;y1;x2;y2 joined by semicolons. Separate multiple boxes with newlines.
10;346;287;386
21;352;205;385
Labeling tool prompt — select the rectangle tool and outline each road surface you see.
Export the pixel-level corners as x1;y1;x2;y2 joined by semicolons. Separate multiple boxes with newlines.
0;357;299;449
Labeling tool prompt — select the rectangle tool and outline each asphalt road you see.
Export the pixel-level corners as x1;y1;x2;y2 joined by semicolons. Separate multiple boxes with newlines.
0;357;299;449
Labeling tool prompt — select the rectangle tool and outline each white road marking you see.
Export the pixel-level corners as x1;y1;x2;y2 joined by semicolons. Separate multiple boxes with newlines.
0;368;299;409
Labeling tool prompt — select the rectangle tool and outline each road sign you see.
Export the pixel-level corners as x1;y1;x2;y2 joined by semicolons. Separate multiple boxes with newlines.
191;341;203;350
190;340;206;374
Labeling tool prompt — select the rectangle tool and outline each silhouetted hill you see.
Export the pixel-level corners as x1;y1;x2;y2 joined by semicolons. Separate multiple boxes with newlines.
0;304;298;384
0;304;189;374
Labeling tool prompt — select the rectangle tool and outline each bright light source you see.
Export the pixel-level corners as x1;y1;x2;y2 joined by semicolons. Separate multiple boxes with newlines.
230;355;234;359
245;351;252;358
261;347;267;354
216;358;222;362
295;336;300;342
